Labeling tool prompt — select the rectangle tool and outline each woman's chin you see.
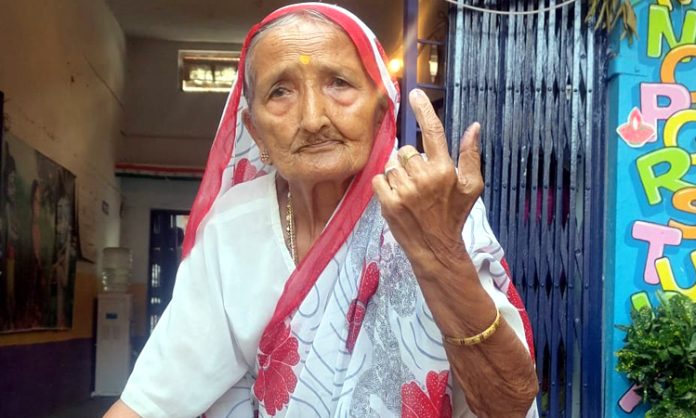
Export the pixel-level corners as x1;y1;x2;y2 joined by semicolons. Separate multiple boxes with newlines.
283;163;363;188
278;150;367;186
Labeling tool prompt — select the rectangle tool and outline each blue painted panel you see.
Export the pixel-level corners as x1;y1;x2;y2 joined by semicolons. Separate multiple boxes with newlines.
604;2;696;417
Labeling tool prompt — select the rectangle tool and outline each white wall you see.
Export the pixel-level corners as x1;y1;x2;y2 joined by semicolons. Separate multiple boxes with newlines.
0;0;124;344
119;177;200;286
120;38;240;167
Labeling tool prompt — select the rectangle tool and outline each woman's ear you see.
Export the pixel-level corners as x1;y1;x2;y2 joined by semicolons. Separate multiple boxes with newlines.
242;109;272;164
379;95;388;115
374;95;389;130
242;109;264;149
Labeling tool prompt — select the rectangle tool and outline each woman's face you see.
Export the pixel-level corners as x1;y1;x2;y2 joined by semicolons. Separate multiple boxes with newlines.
243;18;386;186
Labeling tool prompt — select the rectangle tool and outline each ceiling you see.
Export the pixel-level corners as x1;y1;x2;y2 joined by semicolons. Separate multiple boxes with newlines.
105;0;404;53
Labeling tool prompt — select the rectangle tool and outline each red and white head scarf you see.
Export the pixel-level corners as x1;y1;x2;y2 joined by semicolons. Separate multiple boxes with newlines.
182;2;398;262
185;3;536;417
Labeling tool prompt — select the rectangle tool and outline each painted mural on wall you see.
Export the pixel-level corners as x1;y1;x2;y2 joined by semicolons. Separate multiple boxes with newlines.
608;0;696;416
0;132;78;332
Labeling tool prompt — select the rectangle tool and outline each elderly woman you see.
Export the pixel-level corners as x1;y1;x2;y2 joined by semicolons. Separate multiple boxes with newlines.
106;3;538;418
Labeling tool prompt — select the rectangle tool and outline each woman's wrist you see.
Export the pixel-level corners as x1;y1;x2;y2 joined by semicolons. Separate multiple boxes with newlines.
408;237;475;284
409;245;499;338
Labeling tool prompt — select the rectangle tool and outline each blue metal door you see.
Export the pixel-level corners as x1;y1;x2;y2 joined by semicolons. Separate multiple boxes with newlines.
445;1;607;417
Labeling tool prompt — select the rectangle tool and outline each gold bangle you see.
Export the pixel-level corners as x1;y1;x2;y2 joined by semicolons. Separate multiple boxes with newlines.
443;309;502;346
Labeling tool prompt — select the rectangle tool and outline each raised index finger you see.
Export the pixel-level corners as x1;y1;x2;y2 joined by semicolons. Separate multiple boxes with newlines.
408;89;449;162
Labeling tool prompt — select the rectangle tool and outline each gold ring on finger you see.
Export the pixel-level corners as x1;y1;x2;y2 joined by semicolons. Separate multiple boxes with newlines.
400;152;422;167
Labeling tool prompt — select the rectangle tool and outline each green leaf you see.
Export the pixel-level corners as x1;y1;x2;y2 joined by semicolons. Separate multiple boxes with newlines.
669;346;684;356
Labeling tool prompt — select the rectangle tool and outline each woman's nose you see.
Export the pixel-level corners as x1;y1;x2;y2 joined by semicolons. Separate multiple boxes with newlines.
299;86;329;133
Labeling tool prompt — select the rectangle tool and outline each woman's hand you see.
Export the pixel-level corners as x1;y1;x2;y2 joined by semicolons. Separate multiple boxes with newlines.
373;89;538;417
372;88;482;277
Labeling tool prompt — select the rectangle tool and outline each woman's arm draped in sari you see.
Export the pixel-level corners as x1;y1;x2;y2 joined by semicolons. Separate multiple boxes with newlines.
120;225;249;418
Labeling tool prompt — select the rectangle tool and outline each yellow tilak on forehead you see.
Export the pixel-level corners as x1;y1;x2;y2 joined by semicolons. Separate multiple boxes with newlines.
299;54;311;65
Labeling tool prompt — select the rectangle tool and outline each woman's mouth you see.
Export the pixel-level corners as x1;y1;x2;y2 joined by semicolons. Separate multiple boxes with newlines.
299;140;342;152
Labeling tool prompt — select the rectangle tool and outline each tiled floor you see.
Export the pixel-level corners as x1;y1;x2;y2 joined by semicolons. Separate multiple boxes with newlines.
46;396;117;418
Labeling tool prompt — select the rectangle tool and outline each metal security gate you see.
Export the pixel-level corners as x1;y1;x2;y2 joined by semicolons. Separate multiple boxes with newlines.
148;210;188;334
445;1;607;417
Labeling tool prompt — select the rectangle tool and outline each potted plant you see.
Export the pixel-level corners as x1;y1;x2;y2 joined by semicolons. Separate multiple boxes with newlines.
616;293;696;417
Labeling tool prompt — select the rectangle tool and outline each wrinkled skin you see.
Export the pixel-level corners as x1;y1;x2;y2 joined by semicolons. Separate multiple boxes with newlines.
243;19;386;191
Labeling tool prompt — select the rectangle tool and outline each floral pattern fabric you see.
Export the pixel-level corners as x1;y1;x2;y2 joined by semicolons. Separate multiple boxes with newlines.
401;371;453;418
253;321;300;415
346;261;380;352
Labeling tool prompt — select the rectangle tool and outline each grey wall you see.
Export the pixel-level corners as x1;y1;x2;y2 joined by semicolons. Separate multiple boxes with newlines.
120;38;240;167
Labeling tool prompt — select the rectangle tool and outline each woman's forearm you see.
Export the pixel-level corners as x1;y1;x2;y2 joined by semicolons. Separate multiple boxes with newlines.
412;248;539;418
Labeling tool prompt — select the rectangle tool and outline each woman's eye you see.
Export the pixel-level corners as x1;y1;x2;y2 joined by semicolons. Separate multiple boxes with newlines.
331;78;350;88
269;87;290;98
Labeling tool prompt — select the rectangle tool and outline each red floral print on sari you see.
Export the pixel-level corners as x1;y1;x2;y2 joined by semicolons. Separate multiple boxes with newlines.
500;258;536;360
401;371;452;418
346;261;380;352
253;321;300;416
233;158;266;184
